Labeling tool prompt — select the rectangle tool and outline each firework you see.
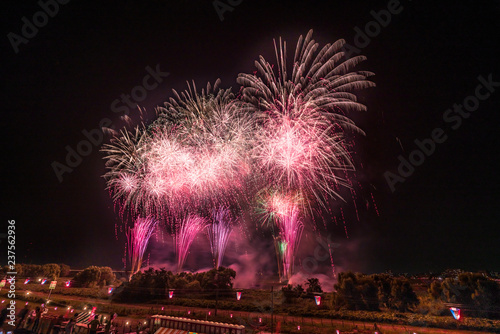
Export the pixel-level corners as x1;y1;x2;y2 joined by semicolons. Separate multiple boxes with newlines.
104;81;256;217
126;216;158;280
102;30;374;280
102;125;163;217
176;215;207;271
239;29;374;279
259;190;304;282
207;207;234;269
238;29;375;206
152;81;256;211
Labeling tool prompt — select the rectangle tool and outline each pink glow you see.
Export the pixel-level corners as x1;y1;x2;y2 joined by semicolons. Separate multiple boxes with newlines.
208;207;233;269
262;191;304;281
126;216;158;279
176;215;206;271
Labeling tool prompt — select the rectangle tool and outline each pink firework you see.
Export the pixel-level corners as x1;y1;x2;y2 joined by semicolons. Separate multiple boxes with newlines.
261;191;304;282
101;30;374;278
207;207;234;269
239;30;374;279
126;216;158;280
176;215;207;271
238;29;375;206
106;81;255;218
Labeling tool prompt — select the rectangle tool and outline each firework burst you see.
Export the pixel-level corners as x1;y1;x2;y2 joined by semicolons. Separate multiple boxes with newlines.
238;29;375;206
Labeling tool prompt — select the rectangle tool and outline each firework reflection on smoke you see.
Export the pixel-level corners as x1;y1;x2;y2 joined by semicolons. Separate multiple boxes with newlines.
126;216;158;280
176;215;207;271
207;207;234;269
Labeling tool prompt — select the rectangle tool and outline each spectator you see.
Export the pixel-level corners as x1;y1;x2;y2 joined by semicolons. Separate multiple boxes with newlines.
103;319;112;334
104;313;117;334
88;315;100;334
0;306;8;328
16;305;30;329
65;313;77;334
32;306;42;333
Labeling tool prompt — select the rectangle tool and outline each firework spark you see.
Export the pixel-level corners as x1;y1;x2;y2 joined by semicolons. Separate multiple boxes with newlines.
176;215;207;271
126;216;158;280
207;207;234;269
259;190;304;282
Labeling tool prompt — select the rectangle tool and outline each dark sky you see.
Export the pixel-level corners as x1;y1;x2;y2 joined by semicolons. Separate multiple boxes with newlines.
2;0;500;276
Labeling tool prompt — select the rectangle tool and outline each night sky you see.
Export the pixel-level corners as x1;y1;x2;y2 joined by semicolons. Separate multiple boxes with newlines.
2;0;500;276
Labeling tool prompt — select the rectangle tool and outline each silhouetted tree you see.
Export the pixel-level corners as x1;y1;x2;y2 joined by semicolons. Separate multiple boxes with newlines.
389;278;418;312
428;281;442;299
306;278;323;294
59;263;71;277
441;272;500;318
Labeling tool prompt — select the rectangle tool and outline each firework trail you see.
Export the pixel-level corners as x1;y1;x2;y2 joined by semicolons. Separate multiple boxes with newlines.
176;215;207;271
259;190;304;282
126;216;158;280
207;207;234;269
